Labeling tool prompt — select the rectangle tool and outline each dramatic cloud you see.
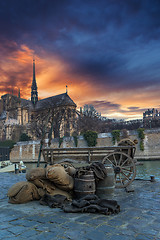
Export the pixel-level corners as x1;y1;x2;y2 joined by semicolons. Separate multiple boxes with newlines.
0;0;160;119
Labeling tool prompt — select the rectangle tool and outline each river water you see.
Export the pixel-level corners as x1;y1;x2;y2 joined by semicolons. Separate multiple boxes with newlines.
136;161;160;181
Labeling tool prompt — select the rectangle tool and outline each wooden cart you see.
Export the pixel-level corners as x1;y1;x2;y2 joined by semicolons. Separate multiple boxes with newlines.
42;145;136;188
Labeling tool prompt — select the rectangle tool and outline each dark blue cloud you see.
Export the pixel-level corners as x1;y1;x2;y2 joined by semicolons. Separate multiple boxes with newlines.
1;0;160;91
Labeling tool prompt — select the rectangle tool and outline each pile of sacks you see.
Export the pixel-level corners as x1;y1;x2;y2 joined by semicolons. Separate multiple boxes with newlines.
7;163;120;215
7;164;76;204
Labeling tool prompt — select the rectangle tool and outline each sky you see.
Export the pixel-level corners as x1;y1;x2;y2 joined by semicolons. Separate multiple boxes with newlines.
0;0;160;120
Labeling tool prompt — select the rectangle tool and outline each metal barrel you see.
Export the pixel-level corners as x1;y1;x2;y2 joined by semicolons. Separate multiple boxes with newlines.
74;170;96;199
96;167;115;199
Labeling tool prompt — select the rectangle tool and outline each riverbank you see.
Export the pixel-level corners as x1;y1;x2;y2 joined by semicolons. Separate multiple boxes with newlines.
0;172;160;239
10;131;160;163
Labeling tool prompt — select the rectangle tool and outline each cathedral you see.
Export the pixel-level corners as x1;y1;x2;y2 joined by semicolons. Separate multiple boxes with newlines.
0;60;77;141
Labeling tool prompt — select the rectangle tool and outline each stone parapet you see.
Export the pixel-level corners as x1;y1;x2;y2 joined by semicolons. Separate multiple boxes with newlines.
10;129;160;163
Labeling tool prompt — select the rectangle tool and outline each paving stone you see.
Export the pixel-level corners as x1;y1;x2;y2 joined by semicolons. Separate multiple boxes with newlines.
0;173;160;240
18;229;39;238
19;220;40;228
135;234;156;240
9;219;27;226
8;225;27;235
84;229;107;240
2;215;19;222
33;231;58;240
110;234;136;240
107;218;124;227
96;224;120;234
0;222;13;230
61;221;84;229
74;214;94;223
34;222;58;232
64;229;87;239
0;229;15;239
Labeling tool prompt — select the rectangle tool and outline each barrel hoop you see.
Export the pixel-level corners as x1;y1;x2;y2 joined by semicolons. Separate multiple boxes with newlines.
97;186;114;190
74;179;95;182
74;190;95;193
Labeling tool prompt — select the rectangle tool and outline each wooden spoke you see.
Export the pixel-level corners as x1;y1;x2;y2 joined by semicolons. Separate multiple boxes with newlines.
102;156;116;167
113;153;118;166
122;164;134;168
119;174;124;185
121;171;130;181
121;168;133;174
121;158;130;167
119;153;123;165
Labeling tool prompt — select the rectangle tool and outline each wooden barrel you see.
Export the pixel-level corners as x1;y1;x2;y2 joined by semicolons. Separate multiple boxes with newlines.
74;170;96;199
96;167;115;199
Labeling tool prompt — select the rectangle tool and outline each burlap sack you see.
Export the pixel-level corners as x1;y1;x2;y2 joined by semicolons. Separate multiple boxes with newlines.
26;167;46;181
46;164;70;185
30;179;72;199
118;138;137;158
7;181;40;204
65;166;77;176
54;176;74;191
46;164;74;191
50;187;72;200
29;179;56;195
118;138;137;146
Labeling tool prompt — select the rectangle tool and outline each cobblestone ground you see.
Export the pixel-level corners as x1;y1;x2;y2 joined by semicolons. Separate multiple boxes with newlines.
0;172;160;240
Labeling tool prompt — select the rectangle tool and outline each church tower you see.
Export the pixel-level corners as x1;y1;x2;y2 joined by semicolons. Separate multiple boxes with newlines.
31;59;38;105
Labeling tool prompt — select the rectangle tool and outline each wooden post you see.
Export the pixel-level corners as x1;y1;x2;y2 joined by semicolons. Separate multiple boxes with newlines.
88;150;91;163
37;109;52;167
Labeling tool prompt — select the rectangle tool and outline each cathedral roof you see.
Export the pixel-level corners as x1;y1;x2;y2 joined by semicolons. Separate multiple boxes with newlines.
35;93;76;110
1;92;76;111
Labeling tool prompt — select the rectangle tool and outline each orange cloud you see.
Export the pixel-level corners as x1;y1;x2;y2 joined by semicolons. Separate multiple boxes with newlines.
0;42;160;120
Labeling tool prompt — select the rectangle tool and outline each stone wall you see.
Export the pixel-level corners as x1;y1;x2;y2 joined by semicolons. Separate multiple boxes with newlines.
10;128;160;163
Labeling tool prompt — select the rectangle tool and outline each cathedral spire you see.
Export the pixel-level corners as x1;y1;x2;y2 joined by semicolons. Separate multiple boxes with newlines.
18;88;21;98
31;59;38;105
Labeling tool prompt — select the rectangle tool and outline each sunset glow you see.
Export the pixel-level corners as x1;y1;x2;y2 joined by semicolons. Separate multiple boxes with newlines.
1;1;160;120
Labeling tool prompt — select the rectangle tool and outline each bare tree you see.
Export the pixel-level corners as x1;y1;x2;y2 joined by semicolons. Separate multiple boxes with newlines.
77;104;106;133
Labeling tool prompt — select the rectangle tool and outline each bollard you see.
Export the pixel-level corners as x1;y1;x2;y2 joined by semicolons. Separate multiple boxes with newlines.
150;175;156;182
15;164;19;174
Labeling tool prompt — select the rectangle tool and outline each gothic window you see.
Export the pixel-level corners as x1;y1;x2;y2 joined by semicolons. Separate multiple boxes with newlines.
67;109;71;118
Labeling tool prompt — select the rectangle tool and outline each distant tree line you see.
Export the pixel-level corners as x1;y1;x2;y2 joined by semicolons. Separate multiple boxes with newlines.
77;104;143;134
143;118;160;129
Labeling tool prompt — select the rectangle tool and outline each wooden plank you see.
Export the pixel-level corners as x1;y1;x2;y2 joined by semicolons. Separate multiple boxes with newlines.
43;146;134;151
42;146;136;164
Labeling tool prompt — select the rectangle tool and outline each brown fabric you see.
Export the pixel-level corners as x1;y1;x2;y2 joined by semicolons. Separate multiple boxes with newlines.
75;162;107;182
54;175;74;191
118;138;136;146
63;194;120;215
29;179;56;195
65;166;77;176
7;181;40;204
26;167;46;181
29;179;72;199
46;164;74;188
117;138;136;158
37;188;46;197
50;187;72;200
40;193;120;215
40;194;69;208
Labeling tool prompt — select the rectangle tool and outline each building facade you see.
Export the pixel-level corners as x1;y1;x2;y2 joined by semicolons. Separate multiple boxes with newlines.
0;60;77;141
143;108;160;128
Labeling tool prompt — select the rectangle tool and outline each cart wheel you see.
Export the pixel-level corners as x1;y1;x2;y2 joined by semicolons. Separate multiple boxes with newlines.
102;152;136;188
